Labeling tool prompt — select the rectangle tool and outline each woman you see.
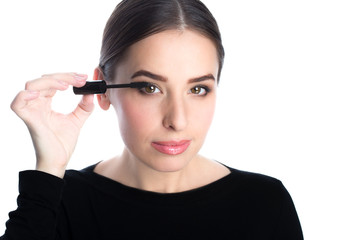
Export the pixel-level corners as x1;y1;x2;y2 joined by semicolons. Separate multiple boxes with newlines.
2;0;303;239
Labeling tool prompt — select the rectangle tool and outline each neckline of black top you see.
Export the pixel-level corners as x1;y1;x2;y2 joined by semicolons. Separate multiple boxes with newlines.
69;162;239;206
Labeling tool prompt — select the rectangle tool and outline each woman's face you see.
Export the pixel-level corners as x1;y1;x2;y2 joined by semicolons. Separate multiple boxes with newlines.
101;29;219;172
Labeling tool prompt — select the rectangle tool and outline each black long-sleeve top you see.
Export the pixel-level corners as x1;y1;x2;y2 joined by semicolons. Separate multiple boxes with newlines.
1;163;303;239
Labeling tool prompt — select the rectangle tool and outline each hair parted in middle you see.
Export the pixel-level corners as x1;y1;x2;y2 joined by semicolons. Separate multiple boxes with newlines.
99;0;225;83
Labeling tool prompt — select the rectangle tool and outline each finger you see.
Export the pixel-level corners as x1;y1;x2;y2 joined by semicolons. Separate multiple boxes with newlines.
25;73;87;91
42;72;88;87
71;94;95;126
11;90;38;111
10;90;40;112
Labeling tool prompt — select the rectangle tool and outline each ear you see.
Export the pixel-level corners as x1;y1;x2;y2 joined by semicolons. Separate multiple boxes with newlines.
93;67;111;111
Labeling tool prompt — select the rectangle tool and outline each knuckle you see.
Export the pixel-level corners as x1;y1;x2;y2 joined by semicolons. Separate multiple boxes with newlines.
10;100;16;111
41;73;51;78
10;93;21;111
24;81;33;90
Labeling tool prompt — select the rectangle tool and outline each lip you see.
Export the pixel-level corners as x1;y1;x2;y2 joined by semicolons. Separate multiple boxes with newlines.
151;140;191;155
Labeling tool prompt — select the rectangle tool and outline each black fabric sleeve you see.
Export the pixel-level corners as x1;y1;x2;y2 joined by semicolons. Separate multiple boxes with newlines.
272;183;304;240
0;170;64;240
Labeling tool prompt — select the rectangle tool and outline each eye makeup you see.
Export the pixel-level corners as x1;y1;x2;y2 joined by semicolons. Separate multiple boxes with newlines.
189;85;211;96
138;83;161;95
73;80;152;95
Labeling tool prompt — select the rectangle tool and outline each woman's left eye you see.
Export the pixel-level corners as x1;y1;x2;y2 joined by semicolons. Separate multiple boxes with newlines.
189;86;209;96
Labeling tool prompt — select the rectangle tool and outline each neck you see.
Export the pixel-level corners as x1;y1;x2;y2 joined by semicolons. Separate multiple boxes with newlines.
117;149;201;193
95;148;230;194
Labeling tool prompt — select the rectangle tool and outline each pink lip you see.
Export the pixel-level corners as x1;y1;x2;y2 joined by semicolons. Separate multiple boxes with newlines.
151;140;191;155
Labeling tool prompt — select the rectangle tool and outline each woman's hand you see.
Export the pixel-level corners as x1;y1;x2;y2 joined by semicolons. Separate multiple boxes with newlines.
10;73;95;178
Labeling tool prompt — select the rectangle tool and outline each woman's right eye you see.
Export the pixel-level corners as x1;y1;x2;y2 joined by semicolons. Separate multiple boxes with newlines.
139;83;161;94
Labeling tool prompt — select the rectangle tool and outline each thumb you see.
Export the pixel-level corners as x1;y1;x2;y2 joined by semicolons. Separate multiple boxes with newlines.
72;94;95;127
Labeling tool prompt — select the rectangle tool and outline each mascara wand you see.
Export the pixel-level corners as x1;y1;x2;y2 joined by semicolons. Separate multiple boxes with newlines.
73;80;150;95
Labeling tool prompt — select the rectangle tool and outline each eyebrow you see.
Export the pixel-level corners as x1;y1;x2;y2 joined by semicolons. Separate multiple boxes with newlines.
131;70;166;82
131;70;215;83
188;74;215;83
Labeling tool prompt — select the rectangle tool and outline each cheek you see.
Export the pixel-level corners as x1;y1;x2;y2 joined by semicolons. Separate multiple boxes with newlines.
112;92;216;145
115;95;159;143
189;98;216;135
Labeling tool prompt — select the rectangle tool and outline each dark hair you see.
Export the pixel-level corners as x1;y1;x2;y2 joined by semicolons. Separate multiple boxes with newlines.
99;0;225;82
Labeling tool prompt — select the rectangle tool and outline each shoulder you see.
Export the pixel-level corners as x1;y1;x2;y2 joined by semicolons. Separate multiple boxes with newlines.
62;164;99;196
226;167;301;225
222;166;293;210
227;166;285;193
219;167;303;238
63;164;94;183
59;163;104;211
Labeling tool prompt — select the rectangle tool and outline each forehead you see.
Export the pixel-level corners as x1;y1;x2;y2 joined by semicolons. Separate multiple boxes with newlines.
117;29;219;81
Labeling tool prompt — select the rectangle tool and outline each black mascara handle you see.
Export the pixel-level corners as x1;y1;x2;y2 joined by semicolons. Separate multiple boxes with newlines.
73;80;107;95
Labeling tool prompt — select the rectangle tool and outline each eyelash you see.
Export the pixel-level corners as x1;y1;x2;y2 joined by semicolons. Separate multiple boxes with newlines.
189;85;211;96
137;82;211;96
138;83;162;95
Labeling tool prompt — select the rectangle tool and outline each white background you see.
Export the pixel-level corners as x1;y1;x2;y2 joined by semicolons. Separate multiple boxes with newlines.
0;0;359;239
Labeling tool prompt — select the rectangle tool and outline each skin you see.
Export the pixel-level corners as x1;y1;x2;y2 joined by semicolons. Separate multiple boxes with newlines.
95;30;229;193
11;73;94;178
11;29;229;192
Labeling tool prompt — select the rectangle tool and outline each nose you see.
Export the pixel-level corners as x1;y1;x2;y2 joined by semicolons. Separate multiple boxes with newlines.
162;95;188;131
